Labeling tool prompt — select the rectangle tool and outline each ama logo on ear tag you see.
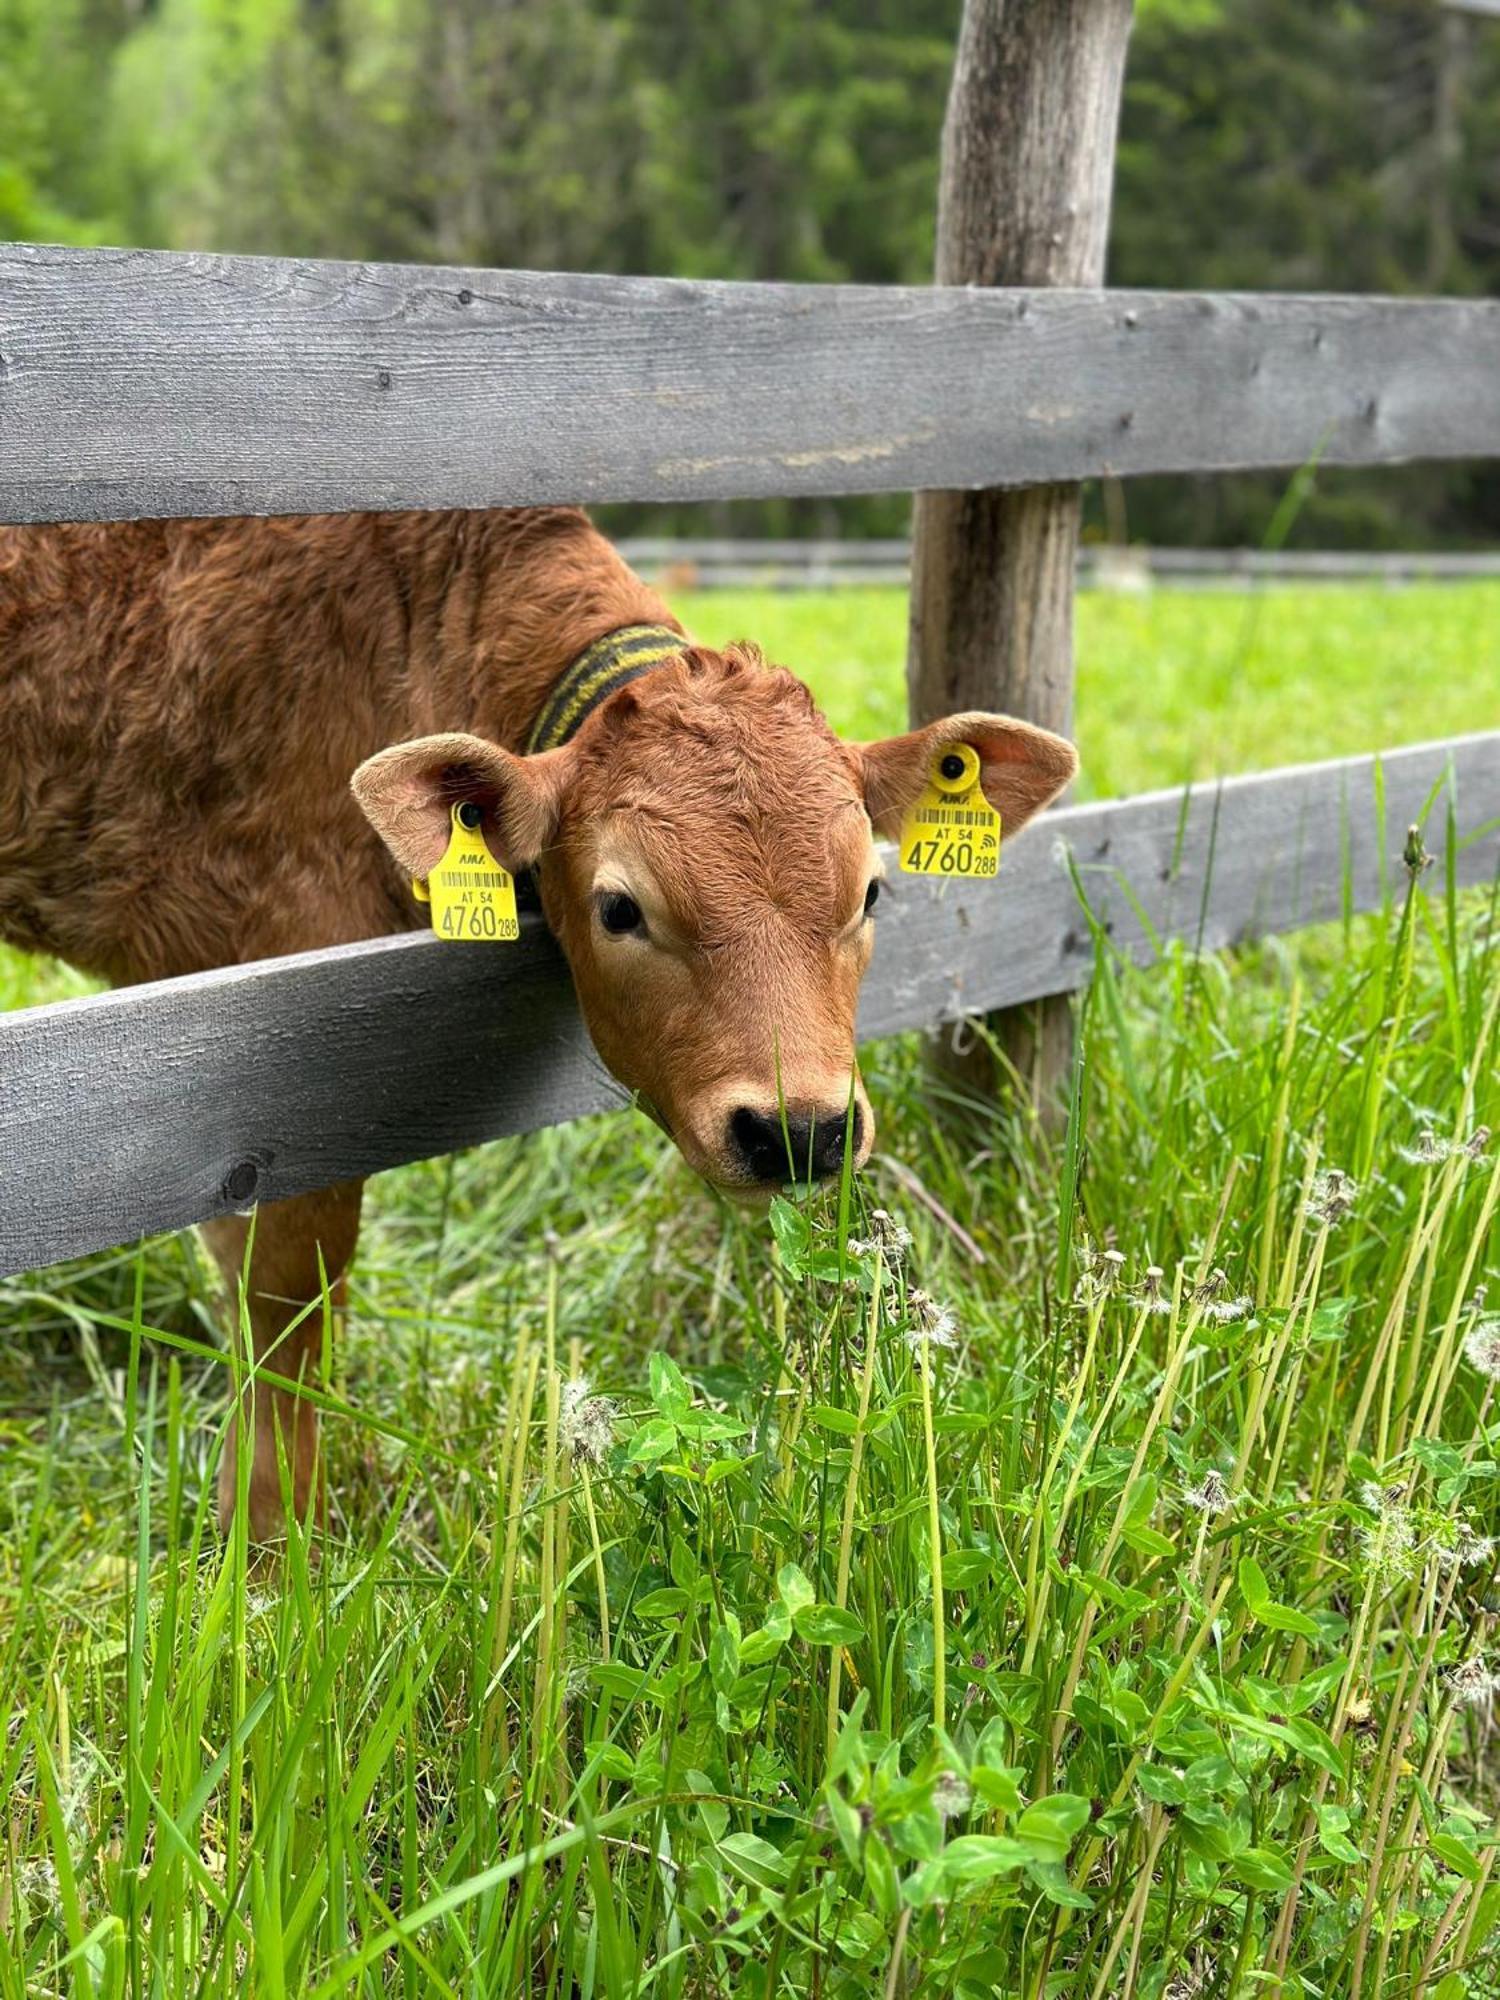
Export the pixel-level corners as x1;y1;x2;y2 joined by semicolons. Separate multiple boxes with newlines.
898;743;1002;879
413;801;520;942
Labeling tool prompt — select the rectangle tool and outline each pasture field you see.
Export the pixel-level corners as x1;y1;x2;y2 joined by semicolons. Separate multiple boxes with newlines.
1;584;1498;1997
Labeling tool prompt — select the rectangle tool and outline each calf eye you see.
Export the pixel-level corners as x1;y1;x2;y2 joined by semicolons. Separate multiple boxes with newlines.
864;879;881;917
599;891;644;936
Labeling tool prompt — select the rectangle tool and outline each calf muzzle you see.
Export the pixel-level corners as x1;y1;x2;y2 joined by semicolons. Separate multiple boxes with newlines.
727;1103;863;1187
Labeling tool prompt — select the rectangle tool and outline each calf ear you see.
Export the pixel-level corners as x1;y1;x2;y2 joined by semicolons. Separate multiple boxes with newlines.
856;711;1078;842
350;732;571;877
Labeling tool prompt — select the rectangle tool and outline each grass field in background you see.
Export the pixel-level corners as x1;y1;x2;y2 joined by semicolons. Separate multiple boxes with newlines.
681;581;1500;795
2;585;1498;1995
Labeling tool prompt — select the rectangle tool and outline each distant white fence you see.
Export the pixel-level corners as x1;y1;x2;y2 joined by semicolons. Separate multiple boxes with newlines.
618;540;1500;591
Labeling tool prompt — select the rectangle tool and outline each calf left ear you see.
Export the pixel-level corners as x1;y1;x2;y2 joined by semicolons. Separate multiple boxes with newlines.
856;711;1078;842
350;732;571;878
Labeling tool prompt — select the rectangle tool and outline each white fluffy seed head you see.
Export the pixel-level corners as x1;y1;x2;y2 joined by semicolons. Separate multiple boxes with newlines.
1305;1167;1358;1227
1446;1656;1500;1708
1462;1316;1500;1381
560;1377;617;1467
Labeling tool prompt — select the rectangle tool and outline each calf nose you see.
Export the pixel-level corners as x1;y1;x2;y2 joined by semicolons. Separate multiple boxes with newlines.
728;1104;863;1185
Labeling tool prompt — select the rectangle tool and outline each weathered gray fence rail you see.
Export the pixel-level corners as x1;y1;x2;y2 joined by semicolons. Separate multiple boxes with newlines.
5;245;1500;522
2;731;1495;1275
618;540;1500;590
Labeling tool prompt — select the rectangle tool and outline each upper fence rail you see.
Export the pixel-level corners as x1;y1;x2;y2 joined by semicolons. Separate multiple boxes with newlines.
4;244;1500;524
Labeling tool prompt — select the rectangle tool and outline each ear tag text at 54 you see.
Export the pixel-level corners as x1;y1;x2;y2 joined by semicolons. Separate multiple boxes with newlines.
899;743;1001;878
413;801;520;942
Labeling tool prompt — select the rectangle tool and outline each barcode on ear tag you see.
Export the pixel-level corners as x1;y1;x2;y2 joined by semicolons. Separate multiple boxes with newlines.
414;803;520;941
899;747;1002;878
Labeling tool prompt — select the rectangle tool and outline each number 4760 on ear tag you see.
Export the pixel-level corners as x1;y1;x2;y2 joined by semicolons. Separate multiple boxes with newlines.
899;743;1002;878
412;801;520;941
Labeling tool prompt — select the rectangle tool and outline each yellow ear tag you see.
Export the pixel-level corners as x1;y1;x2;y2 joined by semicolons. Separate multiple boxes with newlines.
898;743;1001;878
413;801;520;942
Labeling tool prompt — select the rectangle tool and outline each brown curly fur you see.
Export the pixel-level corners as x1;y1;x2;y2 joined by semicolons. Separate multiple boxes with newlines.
0;506;670;980
1;505;1076;1534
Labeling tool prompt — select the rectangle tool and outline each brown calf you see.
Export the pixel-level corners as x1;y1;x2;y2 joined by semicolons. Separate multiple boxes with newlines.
0;507;1076;1534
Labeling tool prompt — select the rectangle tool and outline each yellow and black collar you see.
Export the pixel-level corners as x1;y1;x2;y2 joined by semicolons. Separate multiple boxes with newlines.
526;624;685;754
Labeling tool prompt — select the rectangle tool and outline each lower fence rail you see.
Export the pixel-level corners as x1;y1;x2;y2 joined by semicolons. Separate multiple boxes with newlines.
1;731;1496;1275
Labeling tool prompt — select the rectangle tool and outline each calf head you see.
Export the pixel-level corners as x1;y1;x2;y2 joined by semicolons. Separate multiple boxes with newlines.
352;647;1076;1193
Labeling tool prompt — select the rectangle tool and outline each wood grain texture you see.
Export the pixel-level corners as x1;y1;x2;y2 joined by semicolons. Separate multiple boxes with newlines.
909;0;1134;734
3;244;1500;523
907;0;1134;1111
2;733;1496;1274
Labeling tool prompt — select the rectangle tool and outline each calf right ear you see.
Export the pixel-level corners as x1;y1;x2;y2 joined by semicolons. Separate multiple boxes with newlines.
856;711;1077;842
350;732;571;877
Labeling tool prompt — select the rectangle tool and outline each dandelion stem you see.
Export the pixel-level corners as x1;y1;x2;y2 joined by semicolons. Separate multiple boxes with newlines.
826;1248;883;1767
1256;972;1302;1305
917;1327;946;1740
494;1342;539;1775
1021;1290;1107;1675
529;1264;560;1785
580;1463;610;1666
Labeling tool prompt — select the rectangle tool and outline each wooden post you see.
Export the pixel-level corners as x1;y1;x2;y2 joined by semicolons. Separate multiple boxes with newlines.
908;0;1133;1120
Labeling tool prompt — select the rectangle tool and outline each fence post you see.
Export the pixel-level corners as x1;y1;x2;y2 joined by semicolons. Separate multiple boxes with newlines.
908;0;1133;1121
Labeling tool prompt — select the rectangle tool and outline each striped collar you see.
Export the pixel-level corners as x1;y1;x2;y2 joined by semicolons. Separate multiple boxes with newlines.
526;624;685;754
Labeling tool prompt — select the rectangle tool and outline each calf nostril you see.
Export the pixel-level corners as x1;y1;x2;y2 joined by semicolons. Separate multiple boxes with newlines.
728;1104;864;1184
809;1109;857;1180
729;1106;789;1182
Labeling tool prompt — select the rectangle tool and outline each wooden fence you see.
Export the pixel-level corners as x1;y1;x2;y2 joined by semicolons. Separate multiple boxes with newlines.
6;250;1500;523
2;236;1499;1275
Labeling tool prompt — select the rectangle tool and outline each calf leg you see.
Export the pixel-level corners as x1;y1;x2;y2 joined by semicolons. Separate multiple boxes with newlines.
201;1180;364;1539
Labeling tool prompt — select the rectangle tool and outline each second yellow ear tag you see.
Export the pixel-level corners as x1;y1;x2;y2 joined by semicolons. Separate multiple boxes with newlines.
413;802;520;942
899;743;1001;878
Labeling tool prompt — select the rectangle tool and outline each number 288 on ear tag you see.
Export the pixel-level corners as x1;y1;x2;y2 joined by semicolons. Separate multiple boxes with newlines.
899;743;1002;878
412;801;520;942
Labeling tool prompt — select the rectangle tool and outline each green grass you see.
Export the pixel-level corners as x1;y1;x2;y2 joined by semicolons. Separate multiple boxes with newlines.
2;585;1499;1996
680;580;1500;796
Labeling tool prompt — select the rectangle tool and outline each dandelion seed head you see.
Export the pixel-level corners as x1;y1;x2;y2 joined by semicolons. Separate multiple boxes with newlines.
1140;1265;1174;1314
16;1860;61;1916
869;1209;913;1259
932;1771;972;1822
1183;1469;1232;1515
1462;1316;1500;1382
1306;1168;1358;1227
1446;1656;1500;1709
904;1290;959;1353
1397;1130;1452;1166
559;1376;617;1468
1433;1519;1496;1573
1202;1295;1254;1326
1403;824;1434;877
1357;1502;1419;1586
1465;1125;1492;1162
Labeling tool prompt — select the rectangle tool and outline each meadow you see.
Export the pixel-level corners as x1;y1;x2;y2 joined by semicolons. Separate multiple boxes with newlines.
1;582;1498;1997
